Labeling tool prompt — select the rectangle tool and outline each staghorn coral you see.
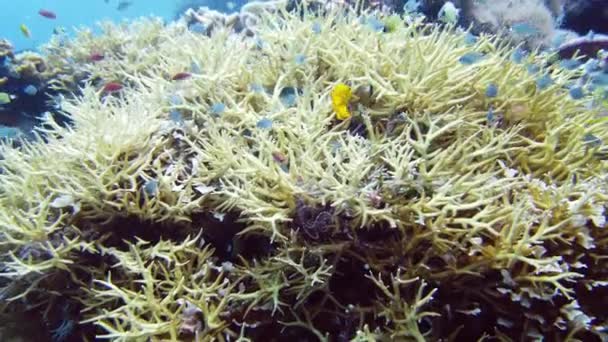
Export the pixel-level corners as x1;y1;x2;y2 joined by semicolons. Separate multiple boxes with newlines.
1;1;608;340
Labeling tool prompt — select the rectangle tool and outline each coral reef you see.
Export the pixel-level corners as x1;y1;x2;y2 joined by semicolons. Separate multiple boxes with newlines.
1;1;608;341
174;0;250;19
465;0;558;49
0;43;70;142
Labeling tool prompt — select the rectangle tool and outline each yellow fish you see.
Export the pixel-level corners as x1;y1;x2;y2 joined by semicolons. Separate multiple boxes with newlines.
331;83;352;120
20;24;31;38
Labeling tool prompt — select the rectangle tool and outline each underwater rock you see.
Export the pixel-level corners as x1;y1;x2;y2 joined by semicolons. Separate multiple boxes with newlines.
561;0;608;35
558;34;608;60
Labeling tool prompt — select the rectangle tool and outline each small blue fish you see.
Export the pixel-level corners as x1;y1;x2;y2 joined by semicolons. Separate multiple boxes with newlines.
366;17;385;32
312;22;322;34
569;86;584;99
586;30;595;41
583;59;599;74
143;179;158;197
591;72;608;86
211;102;225;115
23;84;37;96
117;1;133;11
279;87;299;107
459;52;484;65
189;23;206;34
249;83;264;93
511;48;526;63
464;32;477;45
526;64;540;74
169;94;182;106
510;22;538;36
295;54;306;65
485;83;498;98
330;140;342;154
191;60;202;74
169;109;183;124
255;38;264;49
403;0;421;12
256;118;273;129
560;59;581;70
486;107;495;123
536;74;553;90
438;1;460;24
583;133;602;147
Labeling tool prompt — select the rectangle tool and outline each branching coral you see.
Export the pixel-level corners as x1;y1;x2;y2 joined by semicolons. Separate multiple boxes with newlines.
1;0;607;340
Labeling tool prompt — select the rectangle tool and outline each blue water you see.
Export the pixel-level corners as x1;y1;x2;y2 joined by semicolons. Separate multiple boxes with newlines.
1;1;177;52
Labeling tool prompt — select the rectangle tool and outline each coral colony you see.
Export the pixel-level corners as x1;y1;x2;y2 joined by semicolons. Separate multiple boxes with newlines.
1;0;608;341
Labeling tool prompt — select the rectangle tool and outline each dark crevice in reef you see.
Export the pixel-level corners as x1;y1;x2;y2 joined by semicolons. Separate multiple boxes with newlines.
78;210;276;263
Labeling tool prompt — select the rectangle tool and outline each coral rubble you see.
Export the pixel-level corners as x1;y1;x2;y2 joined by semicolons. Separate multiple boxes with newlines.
1;1;607;341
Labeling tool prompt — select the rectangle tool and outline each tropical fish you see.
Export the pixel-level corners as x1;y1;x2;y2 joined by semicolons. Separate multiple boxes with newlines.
438;1;460;25
366;16;385;32
591;72;608;86
23;85;38;96
486;107;495;124
0;92;11;105
53;26;66;35
403;0;421;13
143;179;159;197
256;118;273;129
331;83;353;120
510;22;538;36
169;109;183;124
102;82;123;93
211;103;225;116
485;83;498;98
89;52;105;62
249;83;264;93
459;52;484;65
20;24;31;38
116;1;132;11
569;86;584;99
295;54;306;65
272;151;287;164
188;23;206;34
526;64;540;74
171;72;192;81
560;59;581;70
536;74;553;90
190;60;202;74
279;87;299;107
464;32;477;45
312;22;322;34
38;9;57;19
511;48;526;63
583;59;599;74
583;133;602;148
